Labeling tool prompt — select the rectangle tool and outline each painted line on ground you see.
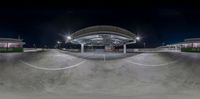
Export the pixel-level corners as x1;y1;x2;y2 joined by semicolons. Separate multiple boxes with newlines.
19;60;87;71
124;59;179;67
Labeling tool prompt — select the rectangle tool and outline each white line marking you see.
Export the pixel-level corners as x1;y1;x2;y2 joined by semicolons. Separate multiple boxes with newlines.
124;59;179;67
19;60;87;71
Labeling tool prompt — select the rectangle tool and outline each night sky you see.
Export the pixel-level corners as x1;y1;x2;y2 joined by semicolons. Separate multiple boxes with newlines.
0;2;200;48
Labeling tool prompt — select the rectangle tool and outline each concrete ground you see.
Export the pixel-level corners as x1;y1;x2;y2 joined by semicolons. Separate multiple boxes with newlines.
0;49;200;99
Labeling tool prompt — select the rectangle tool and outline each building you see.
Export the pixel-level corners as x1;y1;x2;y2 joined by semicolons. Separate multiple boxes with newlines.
165;38;200;52
0;38;25;52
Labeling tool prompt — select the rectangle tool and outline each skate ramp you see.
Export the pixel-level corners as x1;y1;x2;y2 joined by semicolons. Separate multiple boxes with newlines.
0;50;200;99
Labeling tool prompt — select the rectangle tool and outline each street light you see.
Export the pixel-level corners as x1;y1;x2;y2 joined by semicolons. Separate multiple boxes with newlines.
57;41;61;44
57;41;61;49
67;36;72;40
136;36;140;41
65;35;72;43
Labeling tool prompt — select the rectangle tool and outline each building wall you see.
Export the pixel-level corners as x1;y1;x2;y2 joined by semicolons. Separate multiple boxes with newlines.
0;42;24;52
0;43;23;48
0;43;7;48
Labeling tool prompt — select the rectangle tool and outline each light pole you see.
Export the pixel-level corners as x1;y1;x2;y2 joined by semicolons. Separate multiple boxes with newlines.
143;42;146;48
57;41;61;49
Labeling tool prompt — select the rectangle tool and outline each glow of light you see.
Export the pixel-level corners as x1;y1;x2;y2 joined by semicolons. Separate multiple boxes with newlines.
193;43;200;48
136;36;140;40
57;41;61;44
67;36;72;40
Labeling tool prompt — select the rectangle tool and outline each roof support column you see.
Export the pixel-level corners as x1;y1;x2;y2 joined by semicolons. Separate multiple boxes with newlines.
6;43;8;52
123;44;126;54
81;43;84;53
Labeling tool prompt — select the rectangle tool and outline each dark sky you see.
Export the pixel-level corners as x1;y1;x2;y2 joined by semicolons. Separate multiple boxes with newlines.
0;2;200;48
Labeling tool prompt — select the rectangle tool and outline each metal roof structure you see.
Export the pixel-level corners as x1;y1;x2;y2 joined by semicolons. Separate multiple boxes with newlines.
0;38;25;44
168;38;200;46
70;25;136;46
184;38;200;43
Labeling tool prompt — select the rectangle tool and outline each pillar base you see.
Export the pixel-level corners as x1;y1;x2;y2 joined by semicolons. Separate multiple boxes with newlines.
81;44;84;53
123;44;126;54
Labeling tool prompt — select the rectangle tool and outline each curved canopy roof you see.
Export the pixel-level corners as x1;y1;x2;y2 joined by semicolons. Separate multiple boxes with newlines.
72;25;136;39
70;25;136;46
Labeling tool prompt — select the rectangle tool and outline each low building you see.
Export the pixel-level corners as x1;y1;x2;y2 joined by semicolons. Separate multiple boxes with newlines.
0;38;25;52
181;38;200;48
164;38;200;52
